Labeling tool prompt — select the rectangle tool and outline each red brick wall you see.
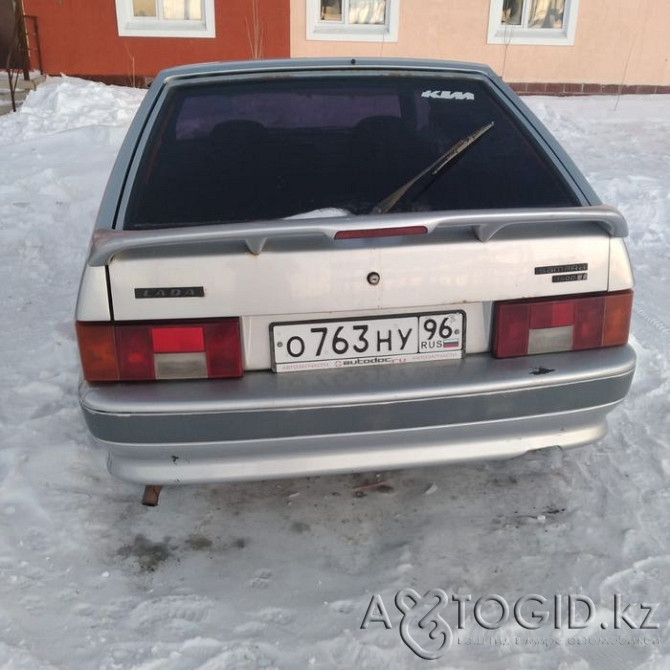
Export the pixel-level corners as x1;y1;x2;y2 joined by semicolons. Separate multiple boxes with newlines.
23;0;289;81
511;83;670;96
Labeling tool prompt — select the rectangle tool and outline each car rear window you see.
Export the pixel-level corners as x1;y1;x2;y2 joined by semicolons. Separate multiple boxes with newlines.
124;74;580;229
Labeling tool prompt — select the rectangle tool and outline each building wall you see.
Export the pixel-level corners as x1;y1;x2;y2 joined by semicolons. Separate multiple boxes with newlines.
291;0;670;86
24;0;290;82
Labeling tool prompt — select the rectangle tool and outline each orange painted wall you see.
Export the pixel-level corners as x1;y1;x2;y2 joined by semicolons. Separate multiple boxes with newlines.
290;0;670;86
23;0;290;79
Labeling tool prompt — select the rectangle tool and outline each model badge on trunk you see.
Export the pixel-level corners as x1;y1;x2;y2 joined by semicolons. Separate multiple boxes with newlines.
135;287;205;299
535;263;588;283
534;263;588;275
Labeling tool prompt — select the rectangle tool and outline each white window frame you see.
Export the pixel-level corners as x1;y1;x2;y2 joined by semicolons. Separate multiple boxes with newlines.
306;0;399;43
487;0;579;46
115;0;216;38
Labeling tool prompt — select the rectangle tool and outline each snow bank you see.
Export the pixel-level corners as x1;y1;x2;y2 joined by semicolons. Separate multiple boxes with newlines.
0;76;145;143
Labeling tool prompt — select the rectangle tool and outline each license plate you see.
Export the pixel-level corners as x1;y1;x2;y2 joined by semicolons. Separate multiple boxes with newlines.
271;311;465;373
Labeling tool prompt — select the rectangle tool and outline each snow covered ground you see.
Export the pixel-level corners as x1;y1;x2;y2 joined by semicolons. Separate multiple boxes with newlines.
0;77;668;670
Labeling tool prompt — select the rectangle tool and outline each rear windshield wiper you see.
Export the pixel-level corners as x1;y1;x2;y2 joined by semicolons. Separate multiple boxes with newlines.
371;121;495;215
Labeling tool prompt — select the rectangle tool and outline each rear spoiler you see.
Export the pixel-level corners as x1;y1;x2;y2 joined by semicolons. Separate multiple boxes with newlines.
88;205;627;266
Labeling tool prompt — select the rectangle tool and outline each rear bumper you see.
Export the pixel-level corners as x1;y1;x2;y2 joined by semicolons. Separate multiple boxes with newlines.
79;346;635;484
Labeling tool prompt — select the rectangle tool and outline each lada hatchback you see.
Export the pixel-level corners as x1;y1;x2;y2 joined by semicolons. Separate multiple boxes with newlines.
75;59;635;494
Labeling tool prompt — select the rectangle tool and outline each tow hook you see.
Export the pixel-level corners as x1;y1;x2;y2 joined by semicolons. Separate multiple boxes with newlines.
142;485;163;507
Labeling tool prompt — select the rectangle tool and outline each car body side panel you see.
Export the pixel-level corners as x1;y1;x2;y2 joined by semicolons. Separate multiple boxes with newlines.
76;266;111;321
609;238;635;291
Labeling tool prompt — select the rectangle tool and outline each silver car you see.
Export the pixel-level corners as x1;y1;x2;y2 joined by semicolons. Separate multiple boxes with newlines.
75;58;635;500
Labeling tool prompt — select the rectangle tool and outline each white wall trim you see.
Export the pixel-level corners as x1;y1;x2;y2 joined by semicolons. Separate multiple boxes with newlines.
115;0;216;39
487;0;579;46
306;0;399;43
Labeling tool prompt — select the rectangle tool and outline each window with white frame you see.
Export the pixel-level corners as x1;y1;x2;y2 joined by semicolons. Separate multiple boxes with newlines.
307;0;399;42
115;0;215;38
487;0;579;46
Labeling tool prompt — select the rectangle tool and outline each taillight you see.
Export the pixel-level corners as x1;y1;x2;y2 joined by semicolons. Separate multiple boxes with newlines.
334;226;428;240
76;319;242;382
75;323;118;381
493;290;632;358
